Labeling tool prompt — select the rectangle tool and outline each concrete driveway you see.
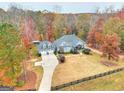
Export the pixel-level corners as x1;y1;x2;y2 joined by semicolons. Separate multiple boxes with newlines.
38;53;59;91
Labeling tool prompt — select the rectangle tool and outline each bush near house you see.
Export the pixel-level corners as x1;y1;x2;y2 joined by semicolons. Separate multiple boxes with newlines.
57;54;66;63
82;48;91;54
70;48;79;54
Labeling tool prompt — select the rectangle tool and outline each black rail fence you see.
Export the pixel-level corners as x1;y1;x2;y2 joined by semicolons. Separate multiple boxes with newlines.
20;89;37;91
51;67;124;90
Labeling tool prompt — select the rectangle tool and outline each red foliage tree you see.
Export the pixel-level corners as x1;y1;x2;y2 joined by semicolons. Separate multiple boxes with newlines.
46;23;54;42
45;13;55;42
87;27;96;47
20;16;40;49
100;33;120;61
116;10;124;20
87;18;104;49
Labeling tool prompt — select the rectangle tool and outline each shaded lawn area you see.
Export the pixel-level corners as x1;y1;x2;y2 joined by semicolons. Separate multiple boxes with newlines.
52;52;124;87
15;58;43;90
29;59;43;90
60;71;124;91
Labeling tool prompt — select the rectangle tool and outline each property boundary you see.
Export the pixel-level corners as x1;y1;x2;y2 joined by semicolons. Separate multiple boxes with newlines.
51;67;124;90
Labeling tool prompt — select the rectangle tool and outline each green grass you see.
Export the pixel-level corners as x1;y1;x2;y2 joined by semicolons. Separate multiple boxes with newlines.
60;71;124;91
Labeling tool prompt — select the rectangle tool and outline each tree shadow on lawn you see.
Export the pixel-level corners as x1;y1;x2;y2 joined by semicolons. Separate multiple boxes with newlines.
14;70;37;91
100;60;118;67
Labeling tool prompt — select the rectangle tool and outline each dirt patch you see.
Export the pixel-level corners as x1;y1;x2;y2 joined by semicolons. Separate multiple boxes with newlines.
14;70;37;91
101;60;118;67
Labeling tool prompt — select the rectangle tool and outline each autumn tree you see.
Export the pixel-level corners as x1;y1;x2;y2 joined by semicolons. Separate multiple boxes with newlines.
104;17;122;34
100;33;120;61
46;23;55;42
53;14;66;39
87;18;104;49
120;31;124;52
19;16;40;82
0;23;26;86
20;16;40;55
116;8;124;20
104;17;124;52
34;11;45;40
44;13;55;42
76;14;91;40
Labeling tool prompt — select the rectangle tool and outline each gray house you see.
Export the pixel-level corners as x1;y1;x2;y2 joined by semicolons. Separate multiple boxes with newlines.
53;34;86;52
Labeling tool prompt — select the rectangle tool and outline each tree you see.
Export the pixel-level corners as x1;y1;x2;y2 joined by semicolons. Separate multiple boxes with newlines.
87;27;96;48
104;17;122;35
34;11;45;39
87;18;104;49
120;31;124;52
46;23;54;42
53;14;66;39
0;23;26;86
20;16;40;55
100;33;120;61
116;9;124;20
19;17;40;82
76;14;91;40
104;17;124;52
44;13;55;42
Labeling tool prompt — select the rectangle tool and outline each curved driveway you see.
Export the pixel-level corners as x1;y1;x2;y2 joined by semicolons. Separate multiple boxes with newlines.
39;53;59;91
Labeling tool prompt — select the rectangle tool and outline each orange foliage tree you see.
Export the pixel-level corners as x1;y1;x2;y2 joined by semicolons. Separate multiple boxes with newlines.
87;18;104;49
46;23;55;42
44;13;55;42
20;16;40;50
100;33;120;61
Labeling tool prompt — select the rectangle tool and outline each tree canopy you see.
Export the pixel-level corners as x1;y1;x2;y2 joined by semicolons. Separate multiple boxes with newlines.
0;23;26;86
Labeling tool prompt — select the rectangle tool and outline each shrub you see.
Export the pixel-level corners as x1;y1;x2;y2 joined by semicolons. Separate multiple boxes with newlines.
70;48;79;54
16;80;25;87
82;48;91;54
57;54;65;63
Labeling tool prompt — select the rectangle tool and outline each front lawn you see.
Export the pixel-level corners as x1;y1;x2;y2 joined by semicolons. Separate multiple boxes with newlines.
52;52;124;87
60;71;124;91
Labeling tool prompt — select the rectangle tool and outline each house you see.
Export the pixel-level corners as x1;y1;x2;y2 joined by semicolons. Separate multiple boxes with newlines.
53;34;86;53
38;41;55;55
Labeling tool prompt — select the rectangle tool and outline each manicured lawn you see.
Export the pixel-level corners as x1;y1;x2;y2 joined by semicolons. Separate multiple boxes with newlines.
60;71;124;91
52;52;124;87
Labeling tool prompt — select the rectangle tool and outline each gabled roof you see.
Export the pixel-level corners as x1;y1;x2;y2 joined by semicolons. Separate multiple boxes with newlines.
38;40;55;52
53;34;85;48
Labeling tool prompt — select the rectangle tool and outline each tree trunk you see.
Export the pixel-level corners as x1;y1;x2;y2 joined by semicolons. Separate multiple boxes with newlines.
108;53;111;60
22;61;27;82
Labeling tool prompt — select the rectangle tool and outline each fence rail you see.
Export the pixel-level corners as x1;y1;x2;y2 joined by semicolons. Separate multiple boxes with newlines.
51;67;124;90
